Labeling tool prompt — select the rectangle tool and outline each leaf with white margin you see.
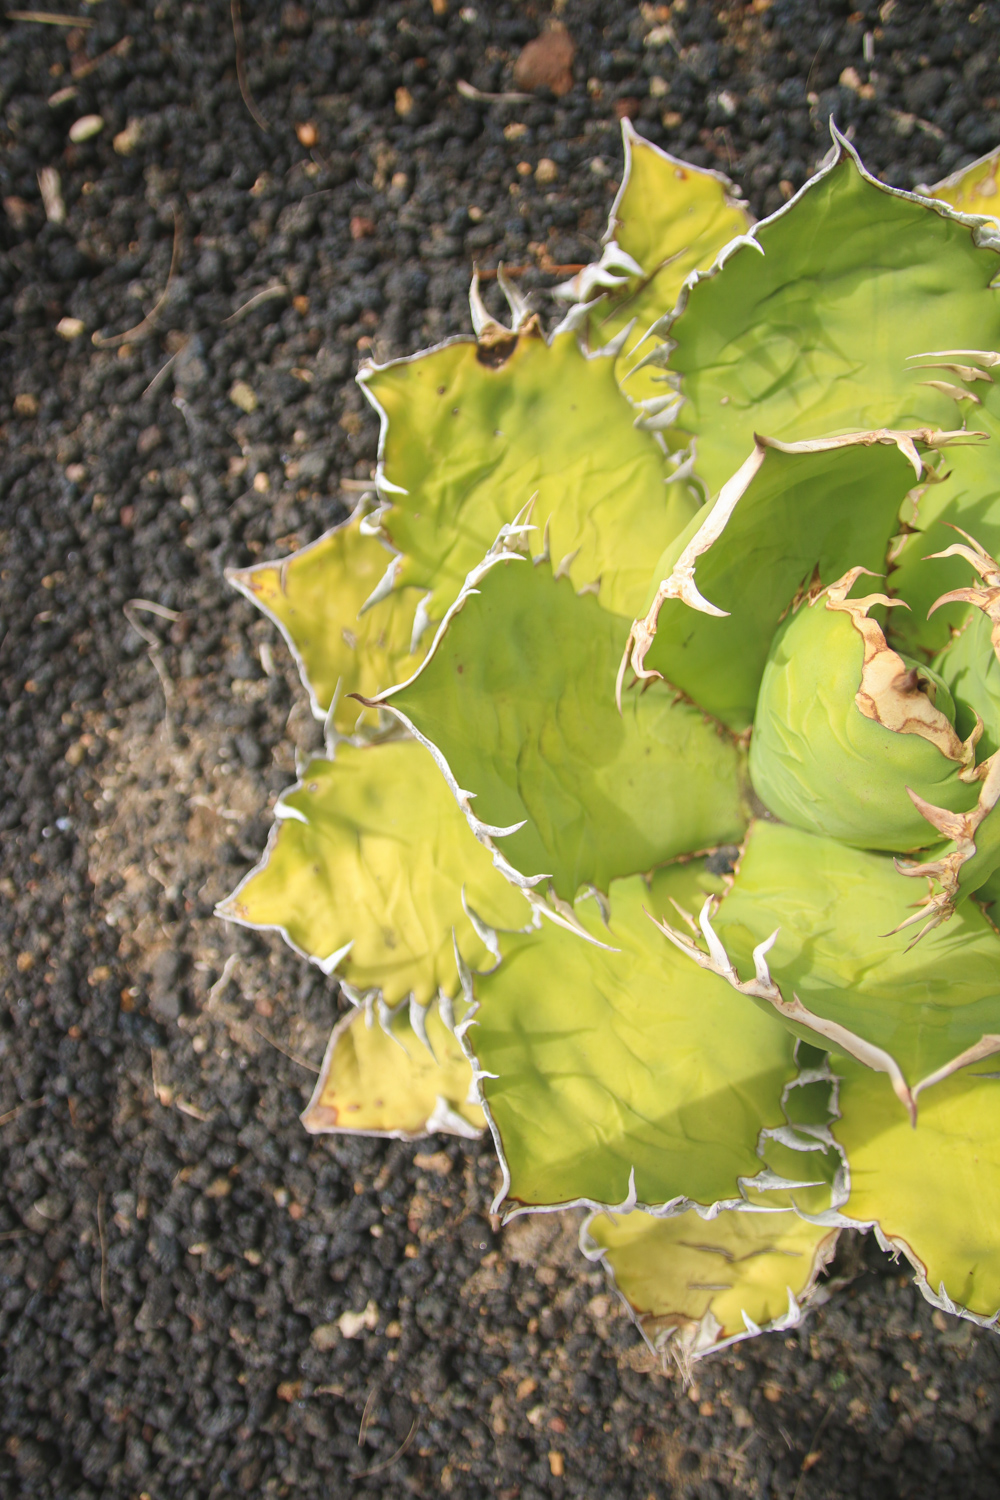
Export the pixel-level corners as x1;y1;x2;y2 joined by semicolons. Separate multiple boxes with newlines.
921;145;1000;227
623;430;961;732
829;1053;1000;1325
360;324;699;625
217;740;529;1006
377;553;747;904
659;819;1000;1124
555;119;751;404
466;862;803;1218
582;1205;839;1364
302;993;484;1139
659;128;1000;500
227;508;424;738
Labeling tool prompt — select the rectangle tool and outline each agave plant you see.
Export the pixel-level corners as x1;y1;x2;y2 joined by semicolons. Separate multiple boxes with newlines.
218;124;1000;1365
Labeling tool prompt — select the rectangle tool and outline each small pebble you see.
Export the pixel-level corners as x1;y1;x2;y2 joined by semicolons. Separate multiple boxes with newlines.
229;380;258;413
113;118;143;155
68;114;104;143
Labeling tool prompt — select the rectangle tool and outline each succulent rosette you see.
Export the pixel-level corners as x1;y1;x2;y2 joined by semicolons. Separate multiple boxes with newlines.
219;124;1000;1364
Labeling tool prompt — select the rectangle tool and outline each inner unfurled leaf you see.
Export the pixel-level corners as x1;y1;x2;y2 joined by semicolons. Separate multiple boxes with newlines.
217;740;529;1005
628;434;930;732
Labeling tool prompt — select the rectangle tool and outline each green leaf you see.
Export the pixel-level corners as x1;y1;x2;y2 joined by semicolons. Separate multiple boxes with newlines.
217;740;529;1005
382;555;747;901
748;573;980;853
627;433;934;732
468;865;801;1215
832;1054;1000;1322
228;509;423;737
361;326;699;622
935;606;1000;762
584;1206;839;1358
665;137;1000;500
703;820;1000;1106
884;394;1000;659
302;994;484;1139
561;121;751;403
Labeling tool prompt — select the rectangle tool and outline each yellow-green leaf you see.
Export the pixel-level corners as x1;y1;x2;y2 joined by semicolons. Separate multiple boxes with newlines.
633;433;929;732
923;147;1000;225
386;557;746;901
668;141;1000;501
471;865;801;1215
584;1206;838;1358
572;120;751;402
217;740;529;1005
833;1054;1000;1322
302;994;483;1139
228;510;423;736
362;327;698;622
712;820;1000;1095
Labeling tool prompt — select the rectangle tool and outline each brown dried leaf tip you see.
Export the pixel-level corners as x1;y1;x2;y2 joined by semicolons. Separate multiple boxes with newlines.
822;566;980;780
927;523;1000;660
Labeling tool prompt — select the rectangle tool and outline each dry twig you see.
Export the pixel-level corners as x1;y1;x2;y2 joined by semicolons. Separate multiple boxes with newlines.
175;1099;210;1122
252;1026;321;1075
123;599;180;724
0;1097;44;1130
141;351;178;400
231;0;269;132
97;1190;108;1314
92;203;182;348
207;953;240;1007
351;1419;418;1479
70;35;131;80
222;283;287;325
6;10;92;24
358;1386;378;1447
456;79;533;103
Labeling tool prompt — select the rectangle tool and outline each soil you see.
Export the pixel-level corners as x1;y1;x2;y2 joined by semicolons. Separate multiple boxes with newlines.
3;1;1000;1497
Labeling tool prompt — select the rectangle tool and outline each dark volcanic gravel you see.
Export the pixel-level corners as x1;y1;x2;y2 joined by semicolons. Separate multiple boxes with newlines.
3;2;1000;1497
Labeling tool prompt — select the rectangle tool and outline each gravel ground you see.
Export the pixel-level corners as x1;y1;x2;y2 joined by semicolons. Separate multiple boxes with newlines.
3;2;1000;1497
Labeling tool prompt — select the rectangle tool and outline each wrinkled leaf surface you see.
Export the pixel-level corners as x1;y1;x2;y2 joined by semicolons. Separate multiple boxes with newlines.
218;741;528;1004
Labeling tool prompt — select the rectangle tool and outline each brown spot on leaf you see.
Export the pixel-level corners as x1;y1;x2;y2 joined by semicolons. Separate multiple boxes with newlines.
476;334;518;367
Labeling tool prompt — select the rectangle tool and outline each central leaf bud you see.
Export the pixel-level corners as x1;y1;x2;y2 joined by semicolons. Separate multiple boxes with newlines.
749;568;981;852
